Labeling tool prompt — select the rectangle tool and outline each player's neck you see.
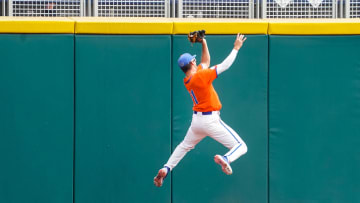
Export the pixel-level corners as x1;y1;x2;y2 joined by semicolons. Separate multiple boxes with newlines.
185;72;192;78
185;66;196;78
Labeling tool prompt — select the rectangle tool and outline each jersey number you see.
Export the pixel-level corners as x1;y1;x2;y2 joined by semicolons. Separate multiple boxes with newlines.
190;90;199;105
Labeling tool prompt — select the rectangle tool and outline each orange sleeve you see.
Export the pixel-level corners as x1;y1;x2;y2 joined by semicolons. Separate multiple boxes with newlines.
198;67;218;84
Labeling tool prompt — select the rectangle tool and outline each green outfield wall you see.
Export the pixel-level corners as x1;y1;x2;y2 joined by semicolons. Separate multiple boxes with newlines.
0;18;360;203
74;35;171;203
0;34;74;203
269;35;360;203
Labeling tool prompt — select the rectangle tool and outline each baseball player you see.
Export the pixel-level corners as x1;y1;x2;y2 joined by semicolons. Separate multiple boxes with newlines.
154;33;248;187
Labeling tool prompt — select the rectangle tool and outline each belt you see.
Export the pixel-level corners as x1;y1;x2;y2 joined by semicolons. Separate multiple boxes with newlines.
193;111;212;115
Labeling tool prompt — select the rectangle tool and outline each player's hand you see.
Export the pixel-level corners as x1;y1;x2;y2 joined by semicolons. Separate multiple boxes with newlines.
234;33;247;51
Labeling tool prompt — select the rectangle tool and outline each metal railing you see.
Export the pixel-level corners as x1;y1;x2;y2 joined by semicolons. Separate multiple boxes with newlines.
8;0;83;16
1;0;5;16
179;0;252;18
94;0;169;17
1;0;359;18
349;0;360;17
263;0;336;18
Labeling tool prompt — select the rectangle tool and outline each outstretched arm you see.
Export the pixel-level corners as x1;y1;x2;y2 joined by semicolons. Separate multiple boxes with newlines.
200;39;210;69
211;33;246;75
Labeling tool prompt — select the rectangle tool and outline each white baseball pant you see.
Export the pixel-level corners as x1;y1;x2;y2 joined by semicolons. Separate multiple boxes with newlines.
165;111;247;170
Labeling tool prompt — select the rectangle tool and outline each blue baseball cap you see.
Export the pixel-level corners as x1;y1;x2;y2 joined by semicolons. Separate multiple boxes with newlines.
178;53;196;68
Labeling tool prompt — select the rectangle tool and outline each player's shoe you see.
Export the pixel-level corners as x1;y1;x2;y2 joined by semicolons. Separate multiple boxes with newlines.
214;155;233;175
154;167;170;187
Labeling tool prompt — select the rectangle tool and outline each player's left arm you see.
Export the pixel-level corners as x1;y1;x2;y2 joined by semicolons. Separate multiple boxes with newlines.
210;33;246;75
200;39;210;69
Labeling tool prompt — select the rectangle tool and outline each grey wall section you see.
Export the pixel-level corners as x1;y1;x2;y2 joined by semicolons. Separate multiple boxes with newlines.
0;34;74;203
269;35;360;203
172;35;268;203
75;35;171;203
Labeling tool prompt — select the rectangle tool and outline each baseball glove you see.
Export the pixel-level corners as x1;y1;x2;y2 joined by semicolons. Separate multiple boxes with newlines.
188;30;206;43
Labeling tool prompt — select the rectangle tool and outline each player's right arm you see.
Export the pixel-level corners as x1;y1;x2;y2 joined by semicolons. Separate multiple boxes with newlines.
211;33;246;75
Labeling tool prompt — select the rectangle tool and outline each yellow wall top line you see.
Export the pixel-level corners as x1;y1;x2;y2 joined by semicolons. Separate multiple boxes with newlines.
268;19;360;35
0;17;75;34
0;17;360;35
73;17;174;34
172;19;268;34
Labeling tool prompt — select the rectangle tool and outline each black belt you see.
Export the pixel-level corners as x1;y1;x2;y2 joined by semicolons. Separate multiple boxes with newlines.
194;111;212;115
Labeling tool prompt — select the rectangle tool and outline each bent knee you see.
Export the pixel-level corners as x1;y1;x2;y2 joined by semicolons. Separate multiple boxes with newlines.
241;143;248;154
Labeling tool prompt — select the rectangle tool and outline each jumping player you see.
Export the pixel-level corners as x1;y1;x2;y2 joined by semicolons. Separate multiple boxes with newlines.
154;33;248;187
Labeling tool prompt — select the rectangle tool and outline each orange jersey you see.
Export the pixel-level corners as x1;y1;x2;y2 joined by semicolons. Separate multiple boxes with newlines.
184;64;222;112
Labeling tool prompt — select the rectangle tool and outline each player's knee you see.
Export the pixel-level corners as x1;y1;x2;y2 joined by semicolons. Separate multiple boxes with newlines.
242;142;248;154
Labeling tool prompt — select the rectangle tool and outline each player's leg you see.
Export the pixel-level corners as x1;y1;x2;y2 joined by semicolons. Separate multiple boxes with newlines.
154;126;205;187
164;127;205;170
218;120;247;163
206;117;247;175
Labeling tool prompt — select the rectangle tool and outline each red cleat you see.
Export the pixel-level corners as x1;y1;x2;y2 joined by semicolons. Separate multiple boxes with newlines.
154;168;169;187
214;155;233;175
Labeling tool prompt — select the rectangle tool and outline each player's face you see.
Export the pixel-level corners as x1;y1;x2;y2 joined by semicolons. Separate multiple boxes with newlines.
190;59;197;72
